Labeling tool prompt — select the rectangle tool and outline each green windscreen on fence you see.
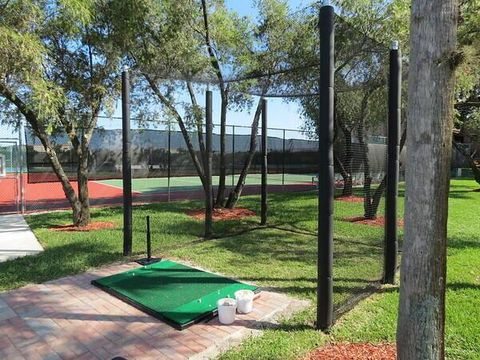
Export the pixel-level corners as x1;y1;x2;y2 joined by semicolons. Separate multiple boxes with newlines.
92;260;258;330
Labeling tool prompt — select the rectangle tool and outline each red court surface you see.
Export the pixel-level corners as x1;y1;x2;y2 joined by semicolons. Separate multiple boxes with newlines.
0;177;126;214
0;175;315;214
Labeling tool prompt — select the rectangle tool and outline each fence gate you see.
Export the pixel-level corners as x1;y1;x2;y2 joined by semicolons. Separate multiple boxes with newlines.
0;139;24;214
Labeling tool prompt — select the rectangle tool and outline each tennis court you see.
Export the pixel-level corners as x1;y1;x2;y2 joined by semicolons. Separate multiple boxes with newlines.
98;173;315;194
0;173;316;214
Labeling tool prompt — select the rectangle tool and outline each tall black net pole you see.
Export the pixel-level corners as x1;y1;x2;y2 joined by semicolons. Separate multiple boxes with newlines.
18;119;25;214
122;68;133;256
232;125;235;187
383;41;402;284
282;129;286;186
205;90;213;239
167;125;171;202
261;99;268;225
317;4;334;331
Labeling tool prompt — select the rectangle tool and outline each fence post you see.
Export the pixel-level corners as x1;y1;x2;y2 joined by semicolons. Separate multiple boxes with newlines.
167;125;171;202
282;129;286;186
383;41;402;284
317;4;335;331
122;67;133;256
205;91;213;239
18;119;25;214
232;125;235;187
261;99;268;225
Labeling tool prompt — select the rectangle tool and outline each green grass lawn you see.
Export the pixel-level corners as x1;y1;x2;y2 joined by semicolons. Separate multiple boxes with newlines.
0;180;478;359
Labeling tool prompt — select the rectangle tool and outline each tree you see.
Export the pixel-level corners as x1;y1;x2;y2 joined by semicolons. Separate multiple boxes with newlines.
397;0;459;359
298;0;409;204
0;0;122;226
225;0;312;208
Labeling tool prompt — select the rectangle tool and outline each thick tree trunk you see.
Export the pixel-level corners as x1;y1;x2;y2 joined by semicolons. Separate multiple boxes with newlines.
225;99;262;209
0;82;83;225
76;148;91;226
397;1;458;359
35;129;83;224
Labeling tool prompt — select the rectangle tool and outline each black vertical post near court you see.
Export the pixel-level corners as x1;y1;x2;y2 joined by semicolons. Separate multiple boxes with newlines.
383;42;401;284
232;125;235;187
146;215;151;260
167;126;172;202
282;129;286;186
205;91;213;239
317;4;334;331
261;99;268;225
122;68;133;256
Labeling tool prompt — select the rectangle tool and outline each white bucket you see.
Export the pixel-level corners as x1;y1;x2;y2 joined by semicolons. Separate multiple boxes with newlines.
217;298;237;324
235;290;254;314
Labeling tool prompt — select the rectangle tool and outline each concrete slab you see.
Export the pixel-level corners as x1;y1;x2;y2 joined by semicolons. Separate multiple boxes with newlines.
0;214;43;262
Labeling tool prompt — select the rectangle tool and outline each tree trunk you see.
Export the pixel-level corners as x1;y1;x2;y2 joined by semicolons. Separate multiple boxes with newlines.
0;82;83;225
76;146;91;227
35;129;83;224
453;140;480;185
357;112;376;219
186;81;206;168
145;74;208;192
200;0;229;207
216;92;228;207
225;99;262;209
397;1;458;358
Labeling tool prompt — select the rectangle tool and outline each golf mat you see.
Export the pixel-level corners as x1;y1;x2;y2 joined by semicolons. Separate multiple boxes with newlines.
91;260;258;330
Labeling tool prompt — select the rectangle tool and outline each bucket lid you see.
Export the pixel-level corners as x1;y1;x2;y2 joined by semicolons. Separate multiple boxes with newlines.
234;289;254;300
217;298;236;306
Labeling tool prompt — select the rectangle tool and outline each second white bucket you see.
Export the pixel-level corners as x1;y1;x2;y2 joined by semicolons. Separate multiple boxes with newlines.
217;298;237;324
235;290;254;314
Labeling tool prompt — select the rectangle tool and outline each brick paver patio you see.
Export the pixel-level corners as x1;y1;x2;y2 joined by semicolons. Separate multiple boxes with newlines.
0;262;308;360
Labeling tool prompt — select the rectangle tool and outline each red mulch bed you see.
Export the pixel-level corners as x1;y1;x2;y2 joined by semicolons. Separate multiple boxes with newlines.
50;221;116;232
343;216;404;228
187;207;256;221
304;342;396;360
335;195;364;203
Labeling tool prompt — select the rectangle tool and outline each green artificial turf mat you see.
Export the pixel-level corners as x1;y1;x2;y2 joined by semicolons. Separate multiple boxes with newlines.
92;260;258;329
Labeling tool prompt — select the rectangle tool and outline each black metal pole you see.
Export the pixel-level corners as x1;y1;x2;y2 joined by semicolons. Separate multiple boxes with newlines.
232;125;235;187
261;99;268;225
18;119;25;214
317;4;334;331
205;91;213;239
167;126;171;202
383;42;402;284
146;215;151;260
282;129;286;186
122;68;133;256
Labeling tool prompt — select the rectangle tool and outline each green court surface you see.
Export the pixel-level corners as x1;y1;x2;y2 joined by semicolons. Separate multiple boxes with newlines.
91;260;258;330
98;173;315;194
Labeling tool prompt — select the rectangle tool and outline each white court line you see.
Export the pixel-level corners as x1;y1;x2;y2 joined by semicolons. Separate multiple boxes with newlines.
92;180;142;195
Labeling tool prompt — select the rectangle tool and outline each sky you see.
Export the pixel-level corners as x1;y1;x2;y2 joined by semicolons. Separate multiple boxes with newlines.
106;0;312;135
220;0;311;132
1;0;314;140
